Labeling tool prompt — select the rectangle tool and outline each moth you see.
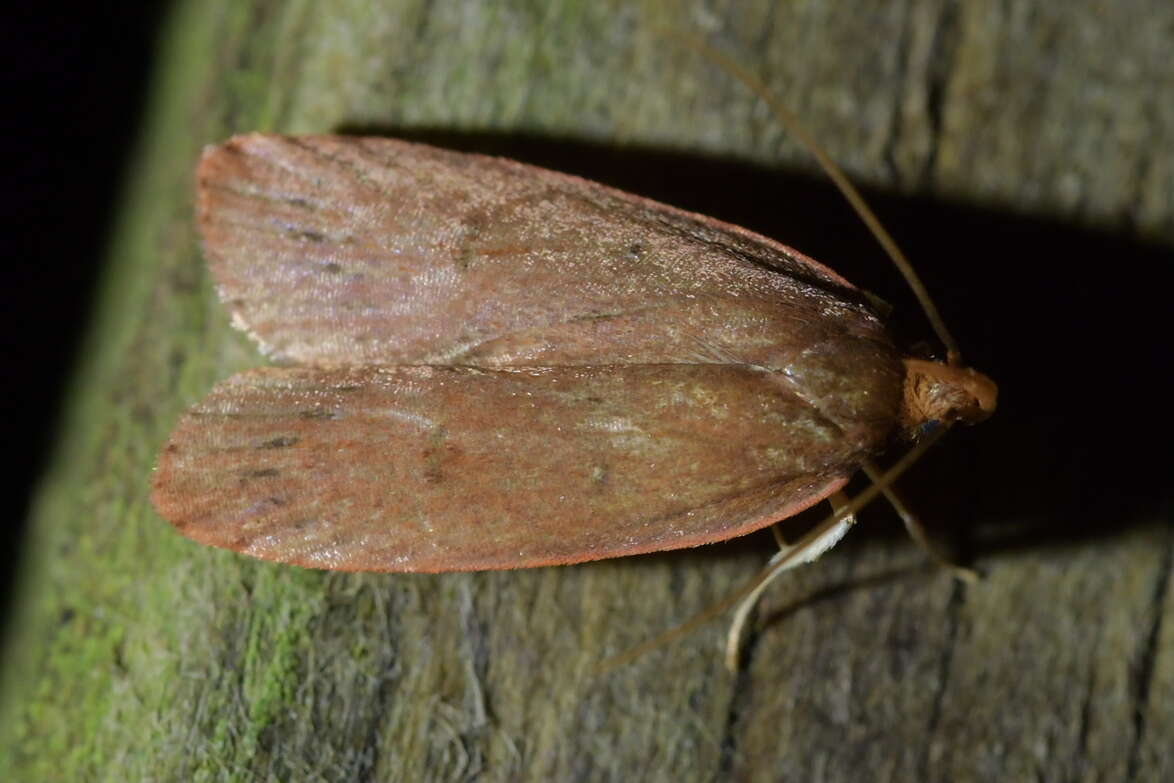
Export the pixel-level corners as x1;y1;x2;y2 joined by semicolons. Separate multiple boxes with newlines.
152;133;995;576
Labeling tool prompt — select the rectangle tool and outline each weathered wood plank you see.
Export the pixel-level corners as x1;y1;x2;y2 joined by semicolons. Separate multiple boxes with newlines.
4;1;1171;780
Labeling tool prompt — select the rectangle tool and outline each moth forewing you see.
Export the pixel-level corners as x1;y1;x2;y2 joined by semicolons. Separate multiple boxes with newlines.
158;134;995;650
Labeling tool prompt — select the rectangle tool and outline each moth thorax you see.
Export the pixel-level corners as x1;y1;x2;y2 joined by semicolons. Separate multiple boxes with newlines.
900;358;998;437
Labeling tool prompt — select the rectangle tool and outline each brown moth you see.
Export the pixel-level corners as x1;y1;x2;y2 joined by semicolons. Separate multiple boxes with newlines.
152;133;995;573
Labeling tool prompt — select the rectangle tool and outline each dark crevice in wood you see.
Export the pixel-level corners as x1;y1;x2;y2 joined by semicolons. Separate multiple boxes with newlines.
919;0;962;185
918;578;965;782
718;612;761;779
1126;521;1173;780
881;1;914;184
1073;628;1101;764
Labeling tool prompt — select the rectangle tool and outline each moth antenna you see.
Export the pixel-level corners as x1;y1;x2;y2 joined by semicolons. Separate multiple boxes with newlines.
670;29;993;571
665;30;963;364
598;429;946;674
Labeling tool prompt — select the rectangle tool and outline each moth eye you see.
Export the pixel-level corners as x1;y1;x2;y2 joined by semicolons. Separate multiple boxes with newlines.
917;420;942;439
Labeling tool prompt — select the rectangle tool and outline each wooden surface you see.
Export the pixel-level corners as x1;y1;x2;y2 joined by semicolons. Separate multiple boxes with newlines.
3;1;1172;780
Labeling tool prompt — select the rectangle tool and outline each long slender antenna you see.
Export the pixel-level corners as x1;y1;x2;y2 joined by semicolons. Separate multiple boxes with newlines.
667;30;963;364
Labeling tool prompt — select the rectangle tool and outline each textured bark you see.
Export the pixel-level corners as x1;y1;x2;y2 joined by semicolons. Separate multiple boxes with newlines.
3;1;1171;781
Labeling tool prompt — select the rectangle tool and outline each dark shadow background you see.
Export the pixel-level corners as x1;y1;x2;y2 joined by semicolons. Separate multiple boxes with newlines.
4;5;1172;634
3;6;171;606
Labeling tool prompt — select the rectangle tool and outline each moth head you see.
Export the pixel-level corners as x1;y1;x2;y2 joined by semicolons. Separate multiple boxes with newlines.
900;358;997;437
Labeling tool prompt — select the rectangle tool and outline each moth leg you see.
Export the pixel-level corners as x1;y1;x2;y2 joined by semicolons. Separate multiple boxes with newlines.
602;437;950;674
768;522;791;549
860;459;978;583
724;492;856;671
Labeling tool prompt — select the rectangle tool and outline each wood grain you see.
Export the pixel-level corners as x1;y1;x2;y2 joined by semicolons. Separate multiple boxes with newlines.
4;1;1171;781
